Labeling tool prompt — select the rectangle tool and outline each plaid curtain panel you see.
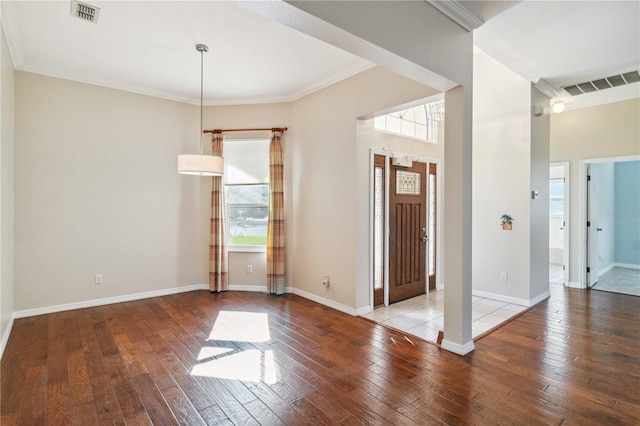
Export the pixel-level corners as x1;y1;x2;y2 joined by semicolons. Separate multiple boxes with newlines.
209;133;228;292
267;131;285;294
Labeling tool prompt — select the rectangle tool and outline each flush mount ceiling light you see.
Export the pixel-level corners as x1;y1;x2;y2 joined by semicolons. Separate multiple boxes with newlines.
178;44;224;176
551;101;565;114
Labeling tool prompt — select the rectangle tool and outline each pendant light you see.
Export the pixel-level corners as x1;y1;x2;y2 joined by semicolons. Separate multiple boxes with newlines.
178;44;224;176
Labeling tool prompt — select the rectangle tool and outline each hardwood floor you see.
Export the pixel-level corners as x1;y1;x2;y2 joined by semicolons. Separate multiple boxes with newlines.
1;285;638;425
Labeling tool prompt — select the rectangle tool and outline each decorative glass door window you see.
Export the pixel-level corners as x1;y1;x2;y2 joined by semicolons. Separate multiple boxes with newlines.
374;167;384;291
428;170;436;281
396;170;421;195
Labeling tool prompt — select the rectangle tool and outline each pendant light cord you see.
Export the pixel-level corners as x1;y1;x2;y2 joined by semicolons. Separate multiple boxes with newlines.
199;47;204;155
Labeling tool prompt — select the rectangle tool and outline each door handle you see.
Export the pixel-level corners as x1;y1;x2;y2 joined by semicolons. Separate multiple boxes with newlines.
597;228;603;232
421;236;429;243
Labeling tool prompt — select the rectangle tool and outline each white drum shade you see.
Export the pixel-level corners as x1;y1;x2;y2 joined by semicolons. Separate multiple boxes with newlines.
178;154;224;176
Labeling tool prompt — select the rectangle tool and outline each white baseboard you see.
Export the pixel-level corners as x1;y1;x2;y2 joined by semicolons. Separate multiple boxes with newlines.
472;289;528;307
287;287;358;316
356;305;373;316
599;263;615;276
441;339;475;356
614;262;640;270
472;289;549;307
0;315;15;360
13;284;210;319
228;285;268;292
11;282;355;322
529;290;551;306
567;281;585;289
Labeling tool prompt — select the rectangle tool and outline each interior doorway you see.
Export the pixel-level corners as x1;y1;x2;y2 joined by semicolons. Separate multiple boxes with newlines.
582;158;640;294
549;163;569;285
371;153;438;307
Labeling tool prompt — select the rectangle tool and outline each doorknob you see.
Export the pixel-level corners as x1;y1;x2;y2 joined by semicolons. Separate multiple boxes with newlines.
421;235;429;243
597;228;603;232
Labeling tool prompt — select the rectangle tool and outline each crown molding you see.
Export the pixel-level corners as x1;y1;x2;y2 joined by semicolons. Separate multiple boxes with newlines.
426;0;484;32
0;1;23;68
532;78;560;99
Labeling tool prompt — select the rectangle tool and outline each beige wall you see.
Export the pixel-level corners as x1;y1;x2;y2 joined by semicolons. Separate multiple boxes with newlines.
1;23;15;353
550;98;640;286
14;72;208;311
291;67;437;309
356;113;444;307
12;67;435;313
248;1;476;352
472;51;533;302
201;102;292;290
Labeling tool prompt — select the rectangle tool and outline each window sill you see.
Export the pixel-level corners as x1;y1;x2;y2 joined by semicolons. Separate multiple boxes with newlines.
228;245;267;253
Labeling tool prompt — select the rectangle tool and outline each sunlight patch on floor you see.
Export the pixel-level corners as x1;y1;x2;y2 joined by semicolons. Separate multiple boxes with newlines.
190;311;278;383
208;311;271;343
191;348;278;382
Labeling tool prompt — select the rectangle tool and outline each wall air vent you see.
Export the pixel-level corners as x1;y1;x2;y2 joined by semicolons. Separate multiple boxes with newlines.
563;70;640;96
71;0;100;24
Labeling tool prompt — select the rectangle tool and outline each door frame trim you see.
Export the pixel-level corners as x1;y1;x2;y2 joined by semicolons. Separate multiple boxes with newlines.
578;155;640;288
368;149;442;309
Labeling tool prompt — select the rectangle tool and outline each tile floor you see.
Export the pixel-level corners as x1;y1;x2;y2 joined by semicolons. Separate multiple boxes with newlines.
360;290;528;343
592;266;640;296
549;263;564;285
363;265;637;345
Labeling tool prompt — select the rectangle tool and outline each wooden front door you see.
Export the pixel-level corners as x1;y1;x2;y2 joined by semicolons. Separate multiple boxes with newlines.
389;161;427;303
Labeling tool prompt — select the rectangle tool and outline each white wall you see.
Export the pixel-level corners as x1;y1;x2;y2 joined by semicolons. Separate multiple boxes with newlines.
1;23;15;355
14;72;208;312
529;87;550;301
550;98;640;286
472;51;532;301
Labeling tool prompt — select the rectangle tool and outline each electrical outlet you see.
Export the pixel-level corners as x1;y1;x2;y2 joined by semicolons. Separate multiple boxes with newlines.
322;275;330;290
246;265;253;274
500;272;508;282
95;274;103;284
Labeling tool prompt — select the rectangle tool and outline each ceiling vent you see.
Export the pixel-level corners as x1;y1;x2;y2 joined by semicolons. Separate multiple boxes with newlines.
563;71;640;96
71;0;100;24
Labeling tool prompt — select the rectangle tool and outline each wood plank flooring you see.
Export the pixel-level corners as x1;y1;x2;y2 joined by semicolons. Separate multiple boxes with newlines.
1;284;638;425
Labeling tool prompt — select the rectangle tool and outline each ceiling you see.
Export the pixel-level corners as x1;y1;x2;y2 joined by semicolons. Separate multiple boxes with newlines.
2;1;639;110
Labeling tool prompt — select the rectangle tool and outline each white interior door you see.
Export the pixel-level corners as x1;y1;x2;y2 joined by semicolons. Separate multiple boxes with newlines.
549;164;567;285
587;165;599;287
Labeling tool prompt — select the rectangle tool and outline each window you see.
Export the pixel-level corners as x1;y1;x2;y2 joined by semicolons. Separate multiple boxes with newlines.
224;139;270;250
549;178;565;216
374;100;444;143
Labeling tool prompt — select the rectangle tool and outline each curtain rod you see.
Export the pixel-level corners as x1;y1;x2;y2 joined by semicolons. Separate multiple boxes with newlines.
203;127;288;135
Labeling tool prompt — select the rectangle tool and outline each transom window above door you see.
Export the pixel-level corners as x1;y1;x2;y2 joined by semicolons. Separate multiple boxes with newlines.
374;99;444;143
